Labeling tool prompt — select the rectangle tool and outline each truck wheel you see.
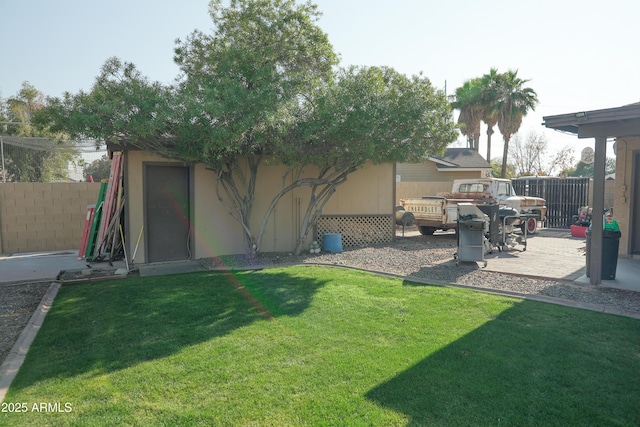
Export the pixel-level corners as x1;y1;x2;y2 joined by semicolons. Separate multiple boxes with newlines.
521;217;537;235
419;226;437;235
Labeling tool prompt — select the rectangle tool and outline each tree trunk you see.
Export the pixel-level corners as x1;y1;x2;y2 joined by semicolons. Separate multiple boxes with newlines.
500;135;510;178
486;126;494;160
214;156;262;254
253;169;325;253
292;166;354;255
293;185;334;255
214;158;356;256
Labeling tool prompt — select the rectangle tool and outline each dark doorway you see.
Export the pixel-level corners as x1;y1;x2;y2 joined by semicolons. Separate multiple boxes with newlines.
144;164;191;262
632;152;640;254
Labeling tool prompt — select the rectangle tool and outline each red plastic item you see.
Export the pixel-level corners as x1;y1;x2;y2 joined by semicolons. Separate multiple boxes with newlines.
570;224;588;238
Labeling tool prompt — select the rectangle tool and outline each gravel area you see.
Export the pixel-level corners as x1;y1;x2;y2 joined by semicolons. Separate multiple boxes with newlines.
202;228;640;316
3;228;640;367
0;281;51;364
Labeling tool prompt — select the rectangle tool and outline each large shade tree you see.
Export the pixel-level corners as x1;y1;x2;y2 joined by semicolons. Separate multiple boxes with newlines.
82;154;112;181
567;157;616;178
37;0;457;254
1;82;78;182
282;65;456;253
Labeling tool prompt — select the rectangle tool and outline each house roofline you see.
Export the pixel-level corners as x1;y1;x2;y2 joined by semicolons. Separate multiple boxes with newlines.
427;156;458;167
435;167;491;172
543;103;640;138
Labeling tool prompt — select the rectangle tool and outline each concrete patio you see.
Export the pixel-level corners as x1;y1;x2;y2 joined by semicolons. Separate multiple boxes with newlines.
481;229;640;293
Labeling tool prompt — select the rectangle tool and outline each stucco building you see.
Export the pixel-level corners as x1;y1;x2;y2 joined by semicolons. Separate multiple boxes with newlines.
120;149;395;263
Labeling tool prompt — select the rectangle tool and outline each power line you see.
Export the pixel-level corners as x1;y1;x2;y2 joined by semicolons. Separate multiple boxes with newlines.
0;134;104;152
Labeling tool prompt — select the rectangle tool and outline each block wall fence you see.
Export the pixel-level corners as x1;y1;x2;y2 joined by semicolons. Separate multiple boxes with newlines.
0;183;101;254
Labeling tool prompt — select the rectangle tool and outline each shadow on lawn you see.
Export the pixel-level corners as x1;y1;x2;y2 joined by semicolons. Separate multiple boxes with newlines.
407;258;482;284
11;269;327;390
365;299;640;426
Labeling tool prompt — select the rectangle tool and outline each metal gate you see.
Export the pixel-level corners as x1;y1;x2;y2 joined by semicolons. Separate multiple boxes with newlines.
512;177;590;228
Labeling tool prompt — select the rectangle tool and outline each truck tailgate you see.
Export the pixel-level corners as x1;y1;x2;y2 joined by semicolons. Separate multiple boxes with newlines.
401;196;449;224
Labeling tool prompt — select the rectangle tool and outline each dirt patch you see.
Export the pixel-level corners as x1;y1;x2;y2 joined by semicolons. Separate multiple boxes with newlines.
0;282;51;364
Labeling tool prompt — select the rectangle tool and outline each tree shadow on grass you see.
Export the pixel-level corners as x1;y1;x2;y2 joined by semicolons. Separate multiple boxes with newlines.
10;269;327;390
365;299;640;426
406;259;484;285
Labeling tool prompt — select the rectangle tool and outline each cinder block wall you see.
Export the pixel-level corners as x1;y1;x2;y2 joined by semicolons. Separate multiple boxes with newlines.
587;179;616;212
0;183;101;254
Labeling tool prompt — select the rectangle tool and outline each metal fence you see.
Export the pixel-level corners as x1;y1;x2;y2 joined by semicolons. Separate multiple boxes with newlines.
513;177;590;228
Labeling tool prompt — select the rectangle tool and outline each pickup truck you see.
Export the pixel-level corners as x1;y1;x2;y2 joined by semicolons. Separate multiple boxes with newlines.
399;178;547;235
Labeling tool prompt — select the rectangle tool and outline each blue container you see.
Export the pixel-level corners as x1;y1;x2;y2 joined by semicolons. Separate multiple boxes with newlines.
322;233;343;253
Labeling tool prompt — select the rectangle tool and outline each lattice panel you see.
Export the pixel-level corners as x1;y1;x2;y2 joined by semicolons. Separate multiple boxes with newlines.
316;215;394;248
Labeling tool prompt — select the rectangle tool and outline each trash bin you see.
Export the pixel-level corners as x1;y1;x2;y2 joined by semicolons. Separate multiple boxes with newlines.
322;233;343;253
602;229;621;279
585;229;591;277
585;229;621;279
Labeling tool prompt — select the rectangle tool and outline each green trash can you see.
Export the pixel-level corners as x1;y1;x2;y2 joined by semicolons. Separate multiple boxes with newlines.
586;229;621;279
602;229;621;279
585;229;591;277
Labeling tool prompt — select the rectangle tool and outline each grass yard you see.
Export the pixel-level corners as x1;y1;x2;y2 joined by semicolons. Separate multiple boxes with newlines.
2;266;640;426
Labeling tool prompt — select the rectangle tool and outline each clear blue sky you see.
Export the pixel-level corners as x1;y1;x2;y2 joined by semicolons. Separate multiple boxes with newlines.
2;0;639;160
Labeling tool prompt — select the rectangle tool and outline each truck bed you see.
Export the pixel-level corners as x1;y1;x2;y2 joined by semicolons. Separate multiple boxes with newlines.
400;195;495;231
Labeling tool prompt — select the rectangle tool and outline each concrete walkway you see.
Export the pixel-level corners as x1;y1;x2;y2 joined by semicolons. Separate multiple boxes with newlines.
0;250;125;284
575;256;640;292
0;250;209;284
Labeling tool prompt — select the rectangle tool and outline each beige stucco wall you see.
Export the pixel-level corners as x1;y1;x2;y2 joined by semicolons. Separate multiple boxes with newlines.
123;151;155;265
395;161;488;204
124;151;394;261
0;182;101;253
612;137;640;255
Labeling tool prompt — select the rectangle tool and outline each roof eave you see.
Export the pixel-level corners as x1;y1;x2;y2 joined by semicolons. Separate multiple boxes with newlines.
543;103;640;138
428;157;457;167
435;167;492;172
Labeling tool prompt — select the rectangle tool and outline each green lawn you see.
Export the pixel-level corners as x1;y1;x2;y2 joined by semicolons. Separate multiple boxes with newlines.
2;266;640;426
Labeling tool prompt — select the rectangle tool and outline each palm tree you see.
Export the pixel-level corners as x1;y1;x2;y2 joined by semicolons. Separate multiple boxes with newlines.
450;78;483;151
479;68;501;161
496;70;538;178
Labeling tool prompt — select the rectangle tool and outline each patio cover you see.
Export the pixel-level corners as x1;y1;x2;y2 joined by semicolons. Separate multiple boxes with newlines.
543;103;640;284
